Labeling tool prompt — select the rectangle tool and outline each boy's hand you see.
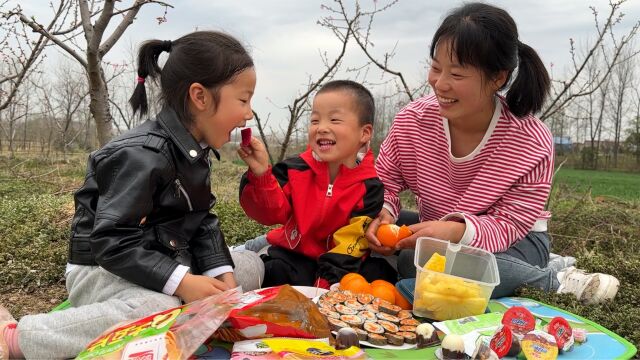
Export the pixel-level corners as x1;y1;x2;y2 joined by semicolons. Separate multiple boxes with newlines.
366;208;396;256
216;272;237;289
175;273;230;304
237;137;270;177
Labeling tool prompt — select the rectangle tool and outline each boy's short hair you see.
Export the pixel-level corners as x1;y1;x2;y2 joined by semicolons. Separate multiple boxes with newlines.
316;80;375;126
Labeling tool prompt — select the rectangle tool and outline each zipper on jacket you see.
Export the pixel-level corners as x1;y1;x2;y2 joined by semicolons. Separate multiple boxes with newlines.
174;179;193;211
326;183;334;197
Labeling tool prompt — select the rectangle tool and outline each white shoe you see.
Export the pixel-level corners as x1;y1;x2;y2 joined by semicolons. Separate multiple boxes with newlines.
557;266;620;304
547;254;576;272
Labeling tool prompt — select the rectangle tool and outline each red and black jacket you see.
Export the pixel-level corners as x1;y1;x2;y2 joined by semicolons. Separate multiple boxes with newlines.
239;148;383;287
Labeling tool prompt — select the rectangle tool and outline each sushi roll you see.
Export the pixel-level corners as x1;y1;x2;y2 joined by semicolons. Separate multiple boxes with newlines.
399;325;417;333
377;312;401;324
385;332;405;346
335;304;358;315
363;321;385;334
397;310;413;320
340;314;364;328
357;310;377;322
344;299;365;311
328;318;349;332
357;293;374;305
353;327;368;341
367;333;388;346
397;331;417;345
319;308;340;319
400;318;421;327
364;304;379;313
379;303;402;316
377;319;399;333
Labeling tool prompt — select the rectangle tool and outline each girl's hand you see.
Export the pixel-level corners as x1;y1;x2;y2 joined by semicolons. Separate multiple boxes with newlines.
216;272;237;289
175;273;230;304
395;220;466;250
366;208;396;256
237;137;270;176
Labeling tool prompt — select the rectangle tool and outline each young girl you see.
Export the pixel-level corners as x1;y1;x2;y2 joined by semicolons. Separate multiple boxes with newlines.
366;3;620;304
0;31;264;359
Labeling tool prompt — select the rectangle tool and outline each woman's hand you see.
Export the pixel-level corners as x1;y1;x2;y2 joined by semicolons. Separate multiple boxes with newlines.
175;273;231;304
237;137;270;176
395;220;466;250
365;208;396;256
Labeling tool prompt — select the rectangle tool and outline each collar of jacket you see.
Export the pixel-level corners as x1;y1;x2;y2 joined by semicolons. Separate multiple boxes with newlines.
156;107;220;163
299;146;377;186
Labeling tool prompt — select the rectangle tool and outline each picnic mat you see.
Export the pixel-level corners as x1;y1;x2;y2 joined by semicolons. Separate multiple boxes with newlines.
363;297;637;360
54;296;636;359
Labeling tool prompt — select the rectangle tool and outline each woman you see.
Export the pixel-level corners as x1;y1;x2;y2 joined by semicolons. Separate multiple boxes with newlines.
366;2;619;304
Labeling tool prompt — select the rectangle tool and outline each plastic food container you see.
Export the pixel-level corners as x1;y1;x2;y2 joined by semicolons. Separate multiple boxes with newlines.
412;237;500;320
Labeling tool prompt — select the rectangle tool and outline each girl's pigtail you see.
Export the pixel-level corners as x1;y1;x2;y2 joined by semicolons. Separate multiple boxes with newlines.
129;40;173;117
506;41;550;117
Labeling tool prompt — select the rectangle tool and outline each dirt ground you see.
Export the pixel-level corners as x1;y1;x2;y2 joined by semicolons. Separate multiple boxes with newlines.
2;284;68;319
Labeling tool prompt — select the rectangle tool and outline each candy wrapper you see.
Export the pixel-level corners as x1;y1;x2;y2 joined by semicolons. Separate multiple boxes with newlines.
75;288;240;360
214;285;331;342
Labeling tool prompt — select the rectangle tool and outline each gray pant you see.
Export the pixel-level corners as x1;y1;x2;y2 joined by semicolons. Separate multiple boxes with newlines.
397;232;560;298
17;250;263;359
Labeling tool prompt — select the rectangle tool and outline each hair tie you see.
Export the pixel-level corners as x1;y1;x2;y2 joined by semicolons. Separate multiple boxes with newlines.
137;76;145;84
162;40;172;52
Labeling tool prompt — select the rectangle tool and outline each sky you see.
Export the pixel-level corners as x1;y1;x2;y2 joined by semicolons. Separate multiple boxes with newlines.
14;0;640;132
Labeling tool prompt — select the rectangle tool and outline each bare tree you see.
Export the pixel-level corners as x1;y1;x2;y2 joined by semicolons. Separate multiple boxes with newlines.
541;0;639;122
608;44;636;167
8;0;172;146
0;1;67;112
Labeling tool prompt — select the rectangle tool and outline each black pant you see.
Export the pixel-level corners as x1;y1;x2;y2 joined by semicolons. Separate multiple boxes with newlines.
261;246;398;287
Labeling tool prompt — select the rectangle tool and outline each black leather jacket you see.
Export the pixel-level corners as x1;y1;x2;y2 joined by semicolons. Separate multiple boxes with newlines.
68;107;234;292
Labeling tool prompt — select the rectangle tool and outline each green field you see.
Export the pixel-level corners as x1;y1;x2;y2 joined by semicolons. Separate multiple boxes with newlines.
554;168;640;200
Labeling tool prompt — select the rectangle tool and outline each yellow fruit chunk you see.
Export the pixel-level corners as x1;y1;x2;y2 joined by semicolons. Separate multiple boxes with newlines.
424;253;446;273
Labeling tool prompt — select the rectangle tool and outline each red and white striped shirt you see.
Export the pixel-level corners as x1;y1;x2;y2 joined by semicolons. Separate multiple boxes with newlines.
376;94;554;253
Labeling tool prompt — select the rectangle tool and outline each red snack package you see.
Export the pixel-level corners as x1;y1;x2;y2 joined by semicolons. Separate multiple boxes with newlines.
502;306;535;337
214;285;330;343
547;316;574;352
76;289;240;360
241;128;252;147
490;325;521;358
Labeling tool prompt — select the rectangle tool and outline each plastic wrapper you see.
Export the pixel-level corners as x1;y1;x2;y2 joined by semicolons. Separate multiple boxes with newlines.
264;338;365;360
75;288;241;360
214;285;331;342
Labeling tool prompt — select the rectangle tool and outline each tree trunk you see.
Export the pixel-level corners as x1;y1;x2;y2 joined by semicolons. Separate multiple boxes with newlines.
86;53;113;147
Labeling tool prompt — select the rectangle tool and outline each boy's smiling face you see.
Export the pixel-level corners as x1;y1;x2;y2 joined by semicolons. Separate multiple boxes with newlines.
309;90;372;171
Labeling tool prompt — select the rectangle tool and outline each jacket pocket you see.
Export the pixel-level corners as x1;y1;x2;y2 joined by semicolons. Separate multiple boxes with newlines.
155;222;192;267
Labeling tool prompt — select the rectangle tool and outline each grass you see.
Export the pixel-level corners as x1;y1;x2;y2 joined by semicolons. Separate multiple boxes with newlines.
552;168;640;200
0;156;639;350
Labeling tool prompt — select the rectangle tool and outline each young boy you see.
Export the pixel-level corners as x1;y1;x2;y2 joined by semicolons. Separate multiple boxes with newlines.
237;80;397;288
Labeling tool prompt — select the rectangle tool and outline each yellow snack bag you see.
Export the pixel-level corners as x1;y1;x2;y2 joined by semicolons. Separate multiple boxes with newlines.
262;338;365;359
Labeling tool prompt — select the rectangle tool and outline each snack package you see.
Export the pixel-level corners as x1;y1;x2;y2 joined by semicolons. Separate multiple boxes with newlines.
263;338;366;360
214;285;331;342
75;288;240;360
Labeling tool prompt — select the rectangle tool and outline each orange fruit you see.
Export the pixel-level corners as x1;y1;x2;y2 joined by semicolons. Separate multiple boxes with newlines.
342;277;372;295
340;273;366;290
371;279;396;293
370;285;396;304
394;288;413;310
376;224;413;247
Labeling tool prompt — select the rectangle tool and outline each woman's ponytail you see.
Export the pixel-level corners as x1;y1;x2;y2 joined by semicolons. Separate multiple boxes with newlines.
129;40;173;117
506;41;550;117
